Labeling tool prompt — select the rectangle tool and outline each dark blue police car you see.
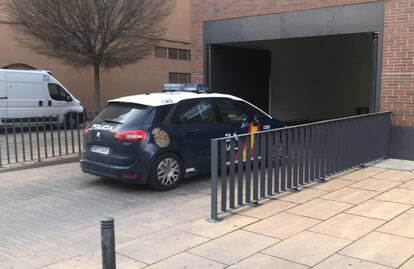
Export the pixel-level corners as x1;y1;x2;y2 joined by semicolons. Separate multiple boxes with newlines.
80;84;284;190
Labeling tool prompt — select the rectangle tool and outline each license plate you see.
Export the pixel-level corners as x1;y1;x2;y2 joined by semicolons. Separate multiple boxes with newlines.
90;145;110;155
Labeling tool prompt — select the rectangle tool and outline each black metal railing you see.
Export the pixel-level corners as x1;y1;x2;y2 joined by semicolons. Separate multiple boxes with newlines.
0;111;98;168
210;112;391;221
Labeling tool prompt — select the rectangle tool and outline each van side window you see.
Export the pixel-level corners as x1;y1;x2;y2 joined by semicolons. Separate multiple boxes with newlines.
48;84;71;101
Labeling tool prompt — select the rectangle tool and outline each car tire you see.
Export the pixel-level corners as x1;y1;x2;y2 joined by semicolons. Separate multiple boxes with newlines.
148;153;184;191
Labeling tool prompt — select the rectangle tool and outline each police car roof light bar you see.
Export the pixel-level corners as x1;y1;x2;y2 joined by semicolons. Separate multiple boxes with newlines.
163;83;209;93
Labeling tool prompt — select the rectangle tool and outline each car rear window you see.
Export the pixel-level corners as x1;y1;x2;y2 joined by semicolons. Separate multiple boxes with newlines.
94;102;152;125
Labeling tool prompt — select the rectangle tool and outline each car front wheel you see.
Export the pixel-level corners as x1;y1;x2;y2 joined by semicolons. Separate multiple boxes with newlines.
149;153;184;191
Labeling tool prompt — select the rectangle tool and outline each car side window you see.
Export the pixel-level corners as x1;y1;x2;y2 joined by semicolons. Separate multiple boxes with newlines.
48;83;71;101
173;99;216;124
239;101;268;121
215;99;249;123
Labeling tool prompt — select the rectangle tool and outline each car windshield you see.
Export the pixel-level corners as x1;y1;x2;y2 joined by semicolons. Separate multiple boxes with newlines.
94;102;151;125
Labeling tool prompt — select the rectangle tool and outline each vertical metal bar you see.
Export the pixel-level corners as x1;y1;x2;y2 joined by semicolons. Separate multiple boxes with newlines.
229;138;236;209
64;116;68;154
28;118;33;161
326;122;333;175
20;118;26;162
0;138;2;168
35;117;41;161
320;124;326;179
252;133;259;202
77;113;81;154
273;131;280;194
210;139;218;222
245;134;252;204
280;130;287;191
101;217;116;269
12;119;18;163
286;129;293;190
267;132;273;196
310;125;316;181
70;115;75;154
220;140;227;212
292;128;299;189
237;136;244;206
304;125;311;183
57;115;62;156
298;127;305;186
260;133;266;198
42;117;48;158
4;121;10;164
50;115;55;157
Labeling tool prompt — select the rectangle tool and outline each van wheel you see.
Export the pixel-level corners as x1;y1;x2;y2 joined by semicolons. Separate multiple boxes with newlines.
65;113;79;129
149;153;184;191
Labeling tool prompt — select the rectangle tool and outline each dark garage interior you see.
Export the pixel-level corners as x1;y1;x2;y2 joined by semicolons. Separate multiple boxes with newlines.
209;33;376;125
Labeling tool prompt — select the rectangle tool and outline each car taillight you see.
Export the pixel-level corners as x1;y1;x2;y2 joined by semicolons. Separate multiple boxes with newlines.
115;130;147;141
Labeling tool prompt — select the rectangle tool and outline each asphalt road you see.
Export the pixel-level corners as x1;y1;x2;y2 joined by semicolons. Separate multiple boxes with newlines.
0;162;211;268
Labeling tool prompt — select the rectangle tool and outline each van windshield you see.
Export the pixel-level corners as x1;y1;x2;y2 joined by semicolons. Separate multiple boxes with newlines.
94;102;152;126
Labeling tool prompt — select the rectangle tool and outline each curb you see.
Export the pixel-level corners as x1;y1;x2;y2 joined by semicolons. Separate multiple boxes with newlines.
0;155;80;173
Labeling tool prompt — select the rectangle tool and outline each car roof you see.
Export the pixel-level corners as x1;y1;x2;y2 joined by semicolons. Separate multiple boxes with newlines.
108;92;244;107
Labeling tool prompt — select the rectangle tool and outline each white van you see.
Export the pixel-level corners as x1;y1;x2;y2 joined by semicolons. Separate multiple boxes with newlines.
0;69;84;126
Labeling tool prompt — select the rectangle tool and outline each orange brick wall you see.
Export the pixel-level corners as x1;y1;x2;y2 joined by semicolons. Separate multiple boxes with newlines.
191;0;414;127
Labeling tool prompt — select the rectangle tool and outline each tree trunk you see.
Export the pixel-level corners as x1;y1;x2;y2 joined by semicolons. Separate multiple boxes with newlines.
93;63;101;112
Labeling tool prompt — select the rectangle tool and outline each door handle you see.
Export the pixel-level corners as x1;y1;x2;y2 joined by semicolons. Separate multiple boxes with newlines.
0;96;7;100
38;100;43;106
48;100;52;106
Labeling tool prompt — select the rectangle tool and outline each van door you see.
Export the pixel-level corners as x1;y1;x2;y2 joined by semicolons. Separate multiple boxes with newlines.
6;72;46;120
0;77;7;122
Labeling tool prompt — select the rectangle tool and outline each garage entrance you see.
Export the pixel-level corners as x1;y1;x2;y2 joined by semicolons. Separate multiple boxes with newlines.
203;1;384;125
208;33;377;125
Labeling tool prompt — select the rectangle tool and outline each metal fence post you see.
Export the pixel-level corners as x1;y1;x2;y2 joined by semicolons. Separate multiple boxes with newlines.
101;217;116;269
210;139;218;222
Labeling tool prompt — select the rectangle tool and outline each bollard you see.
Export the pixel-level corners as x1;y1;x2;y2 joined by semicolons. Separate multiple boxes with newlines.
101;217;116;269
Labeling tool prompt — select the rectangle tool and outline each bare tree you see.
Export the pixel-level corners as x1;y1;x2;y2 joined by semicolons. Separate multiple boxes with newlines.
6;0;174;110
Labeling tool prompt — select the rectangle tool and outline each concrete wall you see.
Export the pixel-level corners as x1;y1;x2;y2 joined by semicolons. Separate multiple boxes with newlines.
0;0;191;111
270;34;373;122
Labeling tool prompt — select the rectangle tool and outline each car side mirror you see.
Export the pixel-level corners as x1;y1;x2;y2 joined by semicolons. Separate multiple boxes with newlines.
66;95;73;102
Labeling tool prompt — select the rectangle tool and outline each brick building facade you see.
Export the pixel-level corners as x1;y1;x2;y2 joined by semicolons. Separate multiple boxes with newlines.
191;0;414;159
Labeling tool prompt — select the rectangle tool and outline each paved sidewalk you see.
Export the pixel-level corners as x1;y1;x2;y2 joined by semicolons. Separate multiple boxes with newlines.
42;160;414;269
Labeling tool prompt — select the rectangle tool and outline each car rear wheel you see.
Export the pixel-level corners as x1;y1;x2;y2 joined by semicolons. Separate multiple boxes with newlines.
149;153;184;191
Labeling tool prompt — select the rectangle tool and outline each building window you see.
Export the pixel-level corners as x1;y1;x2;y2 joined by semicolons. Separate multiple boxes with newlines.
155;47;191;61
154;47;168;58
169;72;191;83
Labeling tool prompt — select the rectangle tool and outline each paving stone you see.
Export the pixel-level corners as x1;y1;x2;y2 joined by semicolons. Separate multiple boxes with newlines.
118;229;209;264
278;188;327;204
227;253;308;269
145;252;225;269
373;170;414;182
312;254;391;269
309;213;384;240
350;177;401;192
377;214;414;238
346;199;412;220
262;231;351;266
237;199;297;219
399;179;414;190
287;198;353;220
340;232;414;267
339;167;387;181
311;178;354;191
177;214;258;239
320;187;378;204
243;212;320;239
45;251;146;269
400;256;414;269
373;158;414;171
375;188;414;205
189;230;279;265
